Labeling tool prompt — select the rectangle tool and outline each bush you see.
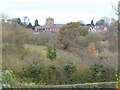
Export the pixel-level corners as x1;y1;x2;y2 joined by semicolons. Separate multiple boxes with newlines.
43;65;61;85
89;63;107;82
2;21;29;71
46;45;57;61
116;73;120;90
64;63;75;76
26;61;43;83
28;32;55;45
1;70;16;88
97;49;118;72
63;63;76;84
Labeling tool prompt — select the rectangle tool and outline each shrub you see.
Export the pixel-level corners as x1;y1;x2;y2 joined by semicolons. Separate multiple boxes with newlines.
116;73;120;90
1;70;16;88
89;63;107;82
46;45;57;61
97;49;118;72
27;32;55;45
26;61;43;83
63;63;76;84
44;65;61;85
64;63;75;75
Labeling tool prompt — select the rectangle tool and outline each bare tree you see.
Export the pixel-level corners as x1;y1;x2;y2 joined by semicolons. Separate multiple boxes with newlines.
101;16;111;25
78;20;85;26
111;1;120;32
118;1;120;24
111;0;120;15
0;12;10;22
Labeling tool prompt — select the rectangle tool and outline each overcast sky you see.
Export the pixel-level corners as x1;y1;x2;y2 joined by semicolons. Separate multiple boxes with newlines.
0;0;118;25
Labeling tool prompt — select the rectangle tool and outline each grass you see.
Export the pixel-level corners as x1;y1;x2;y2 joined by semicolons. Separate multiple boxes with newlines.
24;44;47;56
24;44;86;69
23;44;98;69
24;44;82;61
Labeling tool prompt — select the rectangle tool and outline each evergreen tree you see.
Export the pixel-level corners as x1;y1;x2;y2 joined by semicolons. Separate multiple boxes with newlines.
90;64;106;82
46;45;57;61
91;20;94;26
33;19;40;30
27;23;33;29
16;18;22;25
35;19;40;26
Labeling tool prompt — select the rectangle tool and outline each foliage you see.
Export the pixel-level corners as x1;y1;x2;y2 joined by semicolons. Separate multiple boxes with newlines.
59;22;88;37
46;45;57;61
63;63;76;84
87;42;98;56
27;22;33;29
26;32;55;45
56;22;88;50
0;70;16;88
64;63;75;75
2;15;118;86
116;73;120;90
26;61;43;83
44;65;60;85
35;19;40;26
16;18;22;25
2;21;27;55
91;20;94;26
89;64;107;82
33;19;40;29
24;82;36;88
97;49;118;72
70;70;90;84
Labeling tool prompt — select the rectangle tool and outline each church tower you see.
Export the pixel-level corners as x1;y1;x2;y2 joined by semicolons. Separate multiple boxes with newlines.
45;17;54;26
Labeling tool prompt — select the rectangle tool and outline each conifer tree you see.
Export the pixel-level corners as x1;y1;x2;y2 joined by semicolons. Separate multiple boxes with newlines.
46;45;57;61
91;20;94;26
27;23;33;29
33;19;40;30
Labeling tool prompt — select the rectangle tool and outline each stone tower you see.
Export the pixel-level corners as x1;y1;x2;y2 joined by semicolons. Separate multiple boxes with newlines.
46;17;54;26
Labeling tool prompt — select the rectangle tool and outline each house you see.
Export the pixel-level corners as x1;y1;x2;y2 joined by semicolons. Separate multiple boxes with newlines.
35;25;62;32
84;26;108;32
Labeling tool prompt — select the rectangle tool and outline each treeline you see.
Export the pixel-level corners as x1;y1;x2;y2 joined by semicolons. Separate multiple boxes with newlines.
7;18;40;30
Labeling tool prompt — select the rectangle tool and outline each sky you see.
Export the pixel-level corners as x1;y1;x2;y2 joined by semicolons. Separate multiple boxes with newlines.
0;0;119;25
